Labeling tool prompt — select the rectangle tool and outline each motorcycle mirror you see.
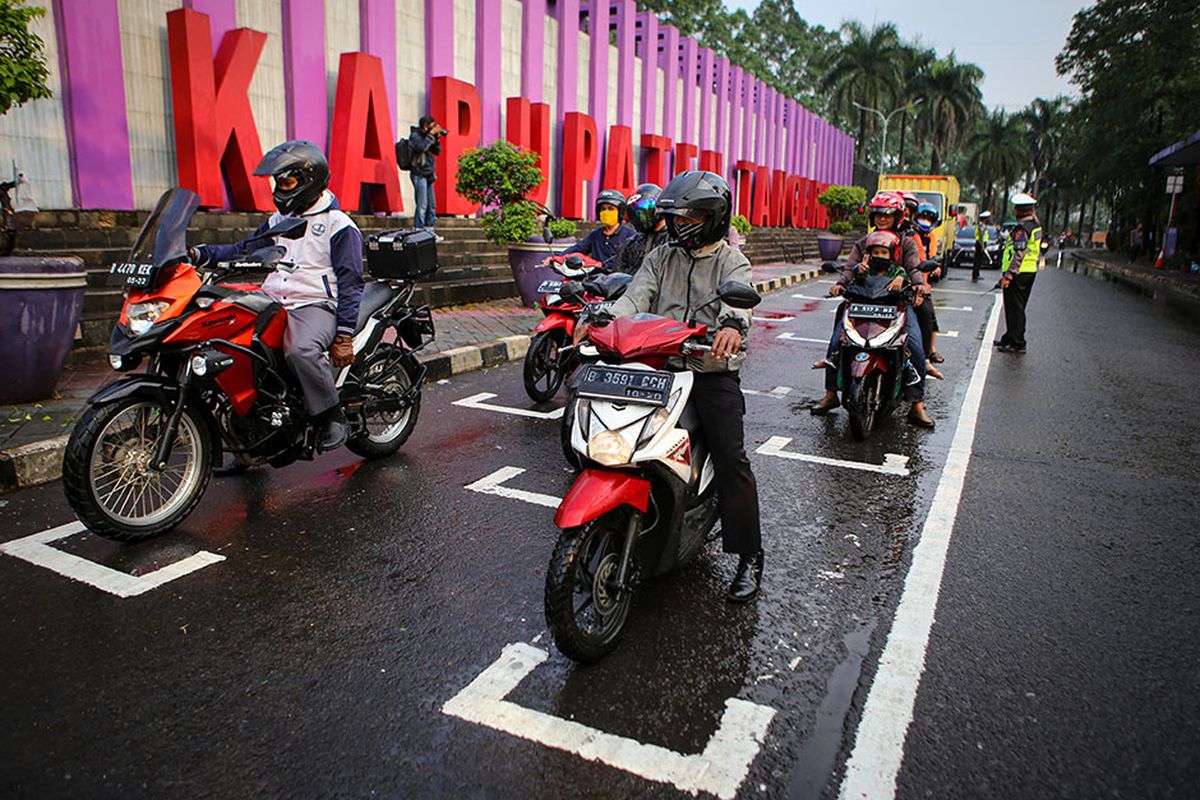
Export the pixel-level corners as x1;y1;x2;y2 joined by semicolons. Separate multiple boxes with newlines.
717;280;761;309
917;259;940;273
821;260;842;273
246;245;286;267
264;217;308;240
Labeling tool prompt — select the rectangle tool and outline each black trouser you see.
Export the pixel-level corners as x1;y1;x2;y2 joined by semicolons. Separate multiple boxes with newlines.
914;297;938;356
973;243;984;280
1001;272;1037;346
690;372;762;555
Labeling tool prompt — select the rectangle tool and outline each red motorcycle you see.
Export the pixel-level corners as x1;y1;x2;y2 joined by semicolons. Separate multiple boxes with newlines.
62;189;435;541
521;253;631;402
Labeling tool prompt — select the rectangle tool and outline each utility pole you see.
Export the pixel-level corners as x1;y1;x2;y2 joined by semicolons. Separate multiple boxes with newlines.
853;99;921;191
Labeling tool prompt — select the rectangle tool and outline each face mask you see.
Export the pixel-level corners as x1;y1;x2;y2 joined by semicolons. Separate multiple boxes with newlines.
599;209;619;228
868;255;892;272
916;218;934;233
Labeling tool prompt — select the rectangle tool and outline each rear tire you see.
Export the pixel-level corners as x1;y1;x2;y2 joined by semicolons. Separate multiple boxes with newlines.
545;515;635;663
346;349;421;459
63;397;213;542
523;329;567;403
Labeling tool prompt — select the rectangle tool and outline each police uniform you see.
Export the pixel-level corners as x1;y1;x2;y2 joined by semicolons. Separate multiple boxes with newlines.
999;215;1042;350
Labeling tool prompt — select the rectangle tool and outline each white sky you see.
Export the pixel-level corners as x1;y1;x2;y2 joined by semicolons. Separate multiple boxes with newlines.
725;0;1084;111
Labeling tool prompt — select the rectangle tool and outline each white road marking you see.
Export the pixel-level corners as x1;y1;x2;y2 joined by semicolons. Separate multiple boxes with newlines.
753;314;795;322
838;295;1003;800
443;642;776;800
743;386;793;399
777;332;828;344
0;521;225;598
464;466;560;509
931;305;973;312
755;437;910;476
939;331;959;338
791;293;839;301
453;392;565;420
931;287;991;296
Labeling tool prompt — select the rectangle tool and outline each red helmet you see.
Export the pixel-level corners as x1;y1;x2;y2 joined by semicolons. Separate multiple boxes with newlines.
867;192;905;225
900;190;919;207
864;230;901;251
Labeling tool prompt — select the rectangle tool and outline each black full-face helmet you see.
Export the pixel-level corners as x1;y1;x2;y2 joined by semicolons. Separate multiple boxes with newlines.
657;171;731;250
625;183;662;234
595;188;628;221
254;140;330;215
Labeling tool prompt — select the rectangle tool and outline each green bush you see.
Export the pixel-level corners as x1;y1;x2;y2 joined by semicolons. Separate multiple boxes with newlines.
0;1;52;116
731;214;752;237
546;217;578;240
817;185;867;230
481;202;539;246
828;221;853;235
455;140;544;209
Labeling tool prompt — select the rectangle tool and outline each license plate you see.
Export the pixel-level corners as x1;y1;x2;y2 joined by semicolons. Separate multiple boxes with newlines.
847;303;897;321
537;280;564;293
575;366;673;406
110;262;158;288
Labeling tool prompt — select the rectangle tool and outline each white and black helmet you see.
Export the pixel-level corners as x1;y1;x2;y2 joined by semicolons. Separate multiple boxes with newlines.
255;140;330;216
657;171;732;250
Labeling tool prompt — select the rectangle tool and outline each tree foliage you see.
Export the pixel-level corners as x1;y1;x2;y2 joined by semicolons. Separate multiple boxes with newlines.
0;0;52;116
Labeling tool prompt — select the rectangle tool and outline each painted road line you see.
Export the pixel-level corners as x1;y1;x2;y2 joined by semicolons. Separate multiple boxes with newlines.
931;287;992;296
777;333;828;344
443;642;776;800
755;436;910;476
791;293;839;301
931;305;974;312
453;392;565;420
743;386;793;399
0;521;225;598
939;331;959;338
838;295;1003;800
464;467;560;509
753;314;795;322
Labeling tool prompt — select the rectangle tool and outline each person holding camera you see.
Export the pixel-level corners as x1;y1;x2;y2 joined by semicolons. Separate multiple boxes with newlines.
407;115;448;240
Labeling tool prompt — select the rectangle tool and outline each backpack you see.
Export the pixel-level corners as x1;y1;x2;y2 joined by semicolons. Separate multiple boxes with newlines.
395;139;413;171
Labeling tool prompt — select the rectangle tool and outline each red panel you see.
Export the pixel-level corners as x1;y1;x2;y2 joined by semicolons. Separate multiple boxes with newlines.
698;150;723;175
561;112;599;219
167;9;222;206
431;76;482;215
329;52;402;213
603;125;636;196
769;169;788;227
640;134;672;187
505;97;551;204
554;468;652;529
734;160;756;220
787;174;804;228
673;142;698;176
213;28;273;212
750;165;771;227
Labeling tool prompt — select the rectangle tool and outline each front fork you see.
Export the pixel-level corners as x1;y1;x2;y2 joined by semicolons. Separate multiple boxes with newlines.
151;360;194;470
613;509;642;592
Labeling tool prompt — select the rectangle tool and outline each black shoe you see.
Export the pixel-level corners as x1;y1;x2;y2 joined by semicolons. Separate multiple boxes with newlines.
993;337;1009;347
998;343;1026;354
317;413;349;452
727;552;763;603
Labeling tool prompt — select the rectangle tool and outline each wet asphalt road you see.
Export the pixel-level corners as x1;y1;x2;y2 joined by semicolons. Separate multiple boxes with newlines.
1;261;1197;799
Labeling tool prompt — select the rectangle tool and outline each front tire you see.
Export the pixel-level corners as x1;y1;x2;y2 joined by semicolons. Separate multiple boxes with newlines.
545;515;635;663
846;373;881;442
560;395;581;470
523;329;567;403
63;396;213;542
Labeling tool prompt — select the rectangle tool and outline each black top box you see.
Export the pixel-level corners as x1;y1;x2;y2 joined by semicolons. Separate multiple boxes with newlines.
365;229;439;280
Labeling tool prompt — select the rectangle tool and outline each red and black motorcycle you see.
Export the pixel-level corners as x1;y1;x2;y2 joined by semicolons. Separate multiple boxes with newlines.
62;189;435;541
521;253;631;402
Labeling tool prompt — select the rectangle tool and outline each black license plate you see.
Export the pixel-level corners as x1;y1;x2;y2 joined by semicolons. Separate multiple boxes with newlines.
847;303;897;321
537;280;564;294
575;366;672;406
111;262;158;288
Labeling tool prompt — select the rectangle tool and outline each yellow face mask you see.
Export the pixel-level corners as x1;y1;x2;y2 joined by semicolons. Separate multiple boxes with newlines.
599;208;619;228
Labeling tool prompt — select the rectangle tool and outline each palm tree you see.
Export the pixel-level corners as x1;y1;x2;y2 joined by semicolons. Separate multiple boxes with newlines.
895;44;934;171
821;22;904;156
966;109;1026;216
1022;96;1069;197
913;53;984;173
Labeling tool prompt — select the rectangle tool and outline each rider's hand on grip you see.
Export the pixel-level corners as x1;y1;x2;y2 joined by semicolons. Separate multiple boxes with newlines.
829;283;844;297
330;334;355;367
711;327;742;359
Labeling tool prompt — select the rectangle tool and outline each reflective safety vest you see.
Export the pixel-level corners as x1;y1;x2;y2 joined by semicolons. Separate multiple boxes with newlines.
1002;220;1041;273
975;224;989;245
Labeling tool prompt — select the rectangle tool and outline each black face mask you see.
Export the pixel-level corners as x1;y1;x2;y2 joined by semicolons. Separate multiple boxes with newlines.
868;255;892;272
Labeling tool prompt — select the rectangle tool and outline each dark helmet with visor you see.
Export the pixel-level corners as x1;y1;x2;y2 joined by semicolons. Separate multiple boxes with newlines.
254;140;330;216
625;183;662;234
657;171;731;251
595;188;628;220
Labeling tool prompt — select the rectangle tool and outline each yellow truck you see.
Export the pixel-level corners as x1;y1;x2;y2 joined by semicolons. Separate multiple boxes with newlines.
877;174;962;257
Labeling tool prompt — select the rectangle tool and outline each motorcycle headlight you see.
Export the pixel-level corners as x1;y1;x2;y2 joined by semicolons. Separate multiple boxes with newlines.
588;430;634;466
636;389;681;448
842;313;867;347
869;315;906;348
575;398;591;438
127;300;170;336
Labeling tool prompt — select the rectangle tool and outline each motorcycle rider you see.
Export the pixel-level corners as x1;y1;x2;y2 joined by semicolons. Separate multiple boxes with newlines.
562;188;637;270
191;140;363;451
573;171;765;602
614;183;669;275
913;202;945;372
996;192;1042;353
811;192;934;428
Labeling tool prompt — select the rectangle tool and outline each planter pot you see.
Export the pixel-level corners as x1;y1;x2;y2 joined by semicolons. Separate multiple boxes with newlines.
507;237;575;307
817;233;845;261
0;256;87;404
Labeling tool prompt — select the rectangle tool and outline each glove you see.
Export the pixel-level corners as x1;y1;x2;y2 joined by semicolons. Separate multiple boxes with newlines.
330;334;355;367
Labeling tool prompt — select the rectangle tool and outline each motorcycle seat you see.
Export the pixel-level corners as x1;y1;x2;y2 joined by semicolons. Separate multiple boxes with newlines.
354;281;402;333
584;272;633;299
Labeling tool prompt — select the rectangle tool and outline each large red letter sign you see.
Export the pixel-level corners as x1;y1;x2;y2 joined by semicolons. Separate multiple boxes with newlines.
167;9;272;211
506;97;551;204
640;134;672;187
431;76;482;215
787;175;804;228
603;125;635;196
329;53;402;213
750;166;771;227
561;112;599;219
735;160;756;218
673;142;698;176
698;150;723;175
769;170;788;227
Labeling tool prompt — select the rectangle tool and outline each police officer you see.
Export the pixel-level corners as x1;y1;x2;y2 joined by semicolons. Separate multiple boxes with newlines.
996;193;1042;353
193;141;364;451
573;171;765;602
973;210;992;281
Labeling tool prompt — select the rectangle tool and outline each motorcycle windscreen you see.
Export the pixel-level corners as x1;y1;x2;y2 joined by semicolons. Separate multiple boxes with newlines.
127;188;201;269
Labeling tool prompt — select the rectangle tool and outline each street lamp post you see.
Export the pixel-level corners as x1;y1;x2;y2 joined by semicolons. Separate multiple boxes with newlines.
853;99;922;190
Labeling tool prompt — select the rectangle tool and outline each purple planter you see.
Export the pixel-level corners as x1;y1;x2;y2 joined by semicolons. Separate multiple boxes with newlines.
507;237;576;307
817;233;845;261
0;257;87;403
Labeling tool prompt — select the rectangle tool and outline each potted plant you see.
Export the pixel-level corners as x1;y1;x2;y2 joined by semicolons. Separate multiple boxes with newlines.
816;185;867;261
455;141;573;306
729;214;751;251
0;2;84;403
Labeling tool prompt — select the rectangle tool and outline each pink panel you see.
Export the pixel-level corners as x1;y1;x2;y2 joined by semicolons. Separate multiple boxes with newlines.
679;36;697;145
698;48;714;151
425;0;454;91
475;0;502;143
588;0;609;205
282;0;327;146
612;0;636;126
637;12;658;133
763;88;775;170
362;0;397;115
658;24;678;143
186;0;235;56
557;0;580;115
740;72;754;162
520;0;545;103
773;91;785;172
726;65;742;181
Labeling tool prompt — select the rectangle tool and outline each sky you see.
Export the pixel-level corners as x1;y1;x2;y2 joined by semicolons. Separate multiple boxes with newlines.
725;0;1086;111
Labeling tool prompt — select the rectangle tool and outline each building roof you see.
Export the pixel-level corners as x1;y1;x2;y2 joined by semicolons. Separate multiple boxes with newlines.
1148;129;1200;167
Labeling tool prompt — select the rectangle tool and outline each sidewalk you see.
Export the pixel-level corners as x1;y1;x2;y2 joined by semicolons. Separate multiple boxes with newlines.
0;262;822;491
1064;248;1200;306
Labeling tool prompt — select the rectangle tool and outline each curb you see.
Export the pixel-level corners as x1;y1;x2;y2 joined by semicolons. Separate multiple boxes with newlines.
0;267;820;493
1065;251;1200;308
